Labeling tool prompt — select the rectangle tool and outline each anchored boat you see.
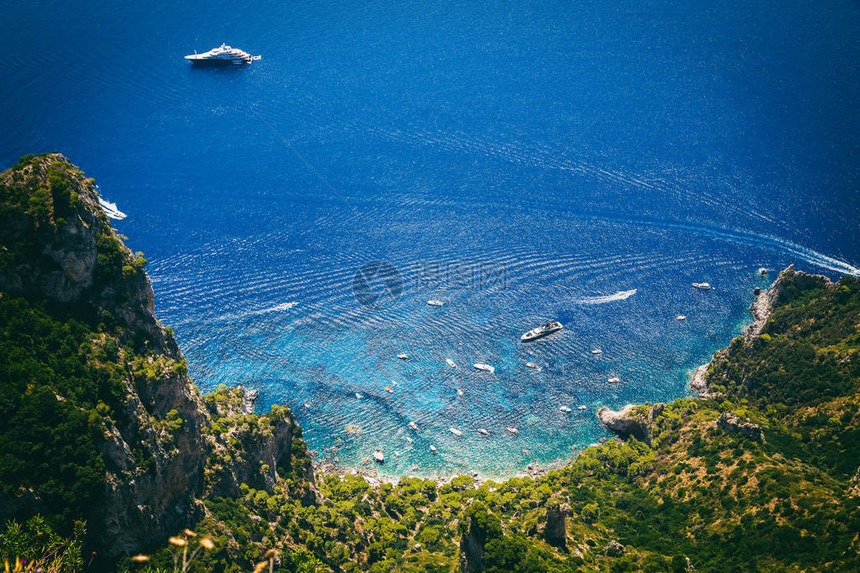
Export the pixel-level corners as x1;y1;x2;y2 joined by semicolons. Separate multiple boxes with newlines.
185;43;261;65
521;321;563;342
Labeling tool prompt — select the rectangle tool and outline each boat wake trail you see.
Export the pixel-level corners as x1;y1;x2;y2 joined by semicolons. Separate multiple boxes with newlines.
574;289;638;304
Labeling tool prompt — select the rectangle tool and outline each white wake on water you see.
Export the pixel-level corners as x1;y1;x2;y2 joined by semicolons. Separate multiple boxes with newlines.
574;289;637;304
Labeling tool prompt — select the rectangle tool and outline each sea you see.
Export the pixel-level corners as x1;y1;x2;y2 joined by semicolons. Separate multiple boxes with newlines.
2;0;858;479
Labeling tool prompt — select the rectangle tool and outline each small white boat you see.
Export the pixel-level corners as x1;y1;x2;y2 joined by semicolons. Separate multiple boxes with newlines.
608;377;621;383
560;405;572;413
304;403;311;409
408;421;418;430
521;320;563;342
526;362;539;369
406;436;414;443
446;358;457;368
591;349;602;355
474;363;495;373
692;282;712;290
373;449;384;464
676;315;687;321
427;300;444;307
478;428;490;436
506;427;519;435
457;389;464;397
384;386;394;394
429;445;438;453
578;405;587;411
449;428;463;436
397;353;409;360
355;393;364;399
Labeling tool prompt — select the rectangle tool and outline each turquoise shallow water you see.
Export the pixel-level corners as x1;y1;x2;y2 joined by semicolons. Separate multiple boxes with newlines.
1;0;858;478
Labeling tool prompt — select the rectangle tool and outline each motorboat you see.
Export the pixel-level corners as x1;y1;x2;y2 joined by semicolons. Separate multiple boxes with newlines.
185;43;261;65
478;428;490;436
397;353;409;360
97;196;127;220
578;405;587;411
427;300;444;307
608;377;621;383
591;349;602;355
449;428;463;436
676;315;687;321
355;393;363;399
446;358;457;368
560;405;572;413
474;363;495;373
457;389;464;397
692;282;712;290
521;321;563;342
506;427;519;435
525;362;539;369
384;386;394;394
429;445;438;453
408;421;418;430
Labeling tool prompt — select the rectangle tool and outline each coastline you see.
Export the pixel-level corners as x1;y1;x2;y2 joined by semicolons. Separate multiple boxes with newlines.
305;271;792;485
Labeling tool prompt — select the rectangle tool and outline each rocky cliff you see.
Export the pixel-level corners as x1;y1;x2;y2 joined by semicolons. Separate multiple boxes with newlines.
0;154;309;564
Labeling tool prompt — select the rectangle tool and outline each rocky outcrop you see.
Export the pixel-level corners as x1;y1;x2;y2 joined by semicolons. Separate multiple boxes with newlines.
0;155;312;564
543;500;568;547
688;364;711;397
605;540;626;556
597;403;663;443
204;387;315;502
717;413;765;443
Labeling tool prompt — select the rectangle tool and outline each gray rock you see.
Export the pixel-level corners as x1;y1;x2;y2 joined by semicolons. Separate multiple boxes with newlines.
606;540;626;557
597;403;663;443
717;412;765;443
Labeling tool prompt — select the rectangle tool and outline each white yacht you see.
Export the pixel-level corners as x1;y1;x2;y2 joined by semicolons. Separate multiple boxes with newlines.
506;427;519;435
97;197;127;220
560;405;572;413
608;377;621;383
449;428;463;436
457;389;464;397
521;321;563;342
473;363;495;373
446;358;457;368
185;43;261;65
478;428;490;436
427;299;444;307
591;349;602;355
676;315;687;321
692;282;712;290
578;405;587;411
397;353;409;360
429;445;438;453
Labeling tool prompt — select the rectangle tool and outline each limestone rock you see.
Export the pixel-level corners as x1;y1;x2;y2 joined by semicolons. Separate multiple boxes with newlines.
597;403;663;443
606;540;626;557
717;412;765;443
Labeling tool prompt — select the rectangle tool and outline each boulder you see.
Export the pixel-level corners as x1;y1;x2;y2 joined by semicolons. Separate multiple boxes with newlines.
717;412;765;443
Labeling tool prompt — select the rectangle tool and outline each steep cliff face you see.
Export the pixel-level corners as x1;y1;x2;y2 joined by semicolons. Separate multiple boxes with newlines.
0;154;309;562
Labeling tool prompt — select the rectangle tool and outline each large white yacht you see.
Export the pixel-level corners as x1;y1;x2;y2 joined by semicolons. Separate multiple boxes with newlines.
185;44;261;65
520;320;563;342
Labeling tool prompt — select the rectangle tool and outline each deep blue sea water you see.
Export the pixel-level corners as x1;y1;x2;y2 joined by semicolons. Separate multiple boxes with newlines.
2;0;859;479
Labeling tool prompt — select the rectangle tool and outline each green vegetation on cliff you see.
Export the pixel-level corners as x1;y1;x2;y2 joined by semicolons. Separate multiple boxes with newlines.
1;156;858;572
